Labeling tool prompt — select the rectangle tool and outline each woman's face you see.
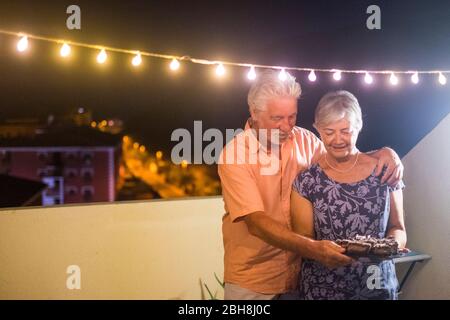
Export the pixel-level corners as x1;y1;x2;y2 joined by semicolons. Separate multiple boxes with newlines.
317;118;359;160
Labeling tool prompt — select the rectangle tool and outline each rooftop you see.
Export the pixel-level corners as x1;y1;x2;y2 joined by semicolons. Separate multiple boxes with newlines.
0;126;122;148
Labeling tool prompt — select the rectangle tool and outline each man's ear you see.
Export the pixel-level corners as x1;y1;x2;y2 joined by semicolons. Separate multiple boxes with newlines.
249;106;255;119
249;106;259;122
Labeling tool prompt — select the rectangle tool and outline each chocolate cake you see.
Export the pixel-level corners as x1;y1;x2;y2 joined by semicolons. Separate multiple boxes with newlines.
335;235;399;257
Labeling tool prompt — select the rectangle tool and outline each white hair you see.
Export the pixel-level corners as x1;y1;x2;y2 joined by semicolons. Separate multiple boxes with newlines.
247;69;301;113
314;90;363;132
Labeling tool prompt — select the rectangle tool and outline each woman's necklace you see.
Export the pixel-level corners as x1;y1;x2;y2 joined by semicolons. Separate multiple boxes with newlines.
325;151;360;173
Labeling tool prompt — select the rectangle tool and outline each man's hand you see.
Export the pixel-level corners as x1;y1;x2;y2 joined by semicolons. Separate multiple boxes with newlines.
312;240;353;269
374;147;404;185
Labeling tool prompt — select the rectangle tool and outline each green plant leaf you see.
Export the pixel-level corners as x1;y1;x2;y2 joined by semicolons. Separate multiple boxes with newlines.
203;283;218;300
214;272;225;288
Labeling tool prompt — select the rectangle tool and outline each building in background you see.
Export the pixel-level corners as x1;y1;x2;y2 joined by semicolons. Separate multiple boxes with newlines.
0;126;122;206
0;107;221;206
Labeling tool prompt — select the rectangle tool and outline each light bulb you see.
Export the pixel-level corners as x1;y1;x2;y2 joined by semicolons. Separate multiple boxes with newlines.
60;43;71;57
411;72;419;84
247;66;256;80
333;70;341;81
438;72;447;85
132;53;142;66
364;72;373;84
278;69;287;81
215;63;226;77
390;72;399;86
17;36;28;52
308;70;317;82
170;59;180;71
97;49;107;64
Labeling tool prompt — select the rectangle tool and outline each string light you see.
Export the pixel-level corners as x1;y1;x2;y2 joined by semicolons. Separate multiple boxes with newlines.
333;70;342;81
60;43;71;57
308;70;317;82
132;52;142;66
97;49;107;64
170;58;180;71
278;68;287;81
364;72;373;85
247;66;256;80
215;63;225;77
17;36;28;52
411;72;419;84
389;72;399;86
438;72;447;85
1;29;450;88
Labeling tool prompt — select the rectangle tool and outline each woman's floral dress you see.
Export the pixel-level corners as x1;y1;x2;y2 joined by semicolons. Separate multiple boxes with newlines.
292;164;404;300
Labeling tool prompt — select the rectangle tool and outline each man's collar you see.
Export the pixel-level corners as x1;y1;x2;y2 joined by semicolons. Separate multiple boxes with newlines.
244;118;293;154
244;119;262;154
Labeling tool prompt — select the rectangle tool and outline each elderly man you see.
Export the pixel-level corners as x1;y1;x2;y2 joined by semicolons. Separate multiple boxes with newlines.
218;70;403;300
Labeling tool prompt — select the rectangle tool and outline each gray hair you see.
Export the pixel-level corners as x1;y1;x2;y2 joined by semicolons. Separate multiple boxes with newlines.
314;90;363;132
247;69;301;113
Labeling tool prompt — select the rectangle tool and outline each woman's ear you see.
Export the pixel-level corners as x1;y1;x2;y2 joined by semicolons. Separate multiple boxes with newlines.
312;123;320;135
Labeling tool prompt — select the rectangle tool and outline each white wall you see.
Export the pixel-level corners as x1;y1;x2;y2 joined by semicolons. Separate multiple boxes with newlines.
0;197;225;300
401;114;450;299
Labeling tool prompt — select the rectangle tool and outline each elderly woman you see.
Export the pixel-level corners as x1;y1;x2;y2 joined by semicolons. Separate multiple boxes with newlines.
290;90;407;300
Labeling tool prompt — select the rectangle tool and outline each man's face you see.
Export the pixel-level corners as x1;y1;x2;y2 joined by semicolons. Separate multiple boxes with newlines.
317;118;359;160
251;97;298;145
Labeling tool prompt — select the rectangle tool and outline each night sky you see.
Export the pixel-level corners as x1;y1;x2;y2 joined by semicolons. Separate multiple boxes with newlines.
0;0;449;157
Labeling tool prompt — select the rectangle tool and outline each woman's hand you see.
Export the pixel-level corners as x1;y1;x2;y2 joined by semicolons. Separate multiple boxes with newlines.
399;247;411;253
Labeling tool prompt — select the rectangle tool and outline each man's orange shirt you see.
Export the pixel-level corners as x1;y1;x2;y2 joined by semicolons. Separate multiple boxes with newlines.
218;121;324;294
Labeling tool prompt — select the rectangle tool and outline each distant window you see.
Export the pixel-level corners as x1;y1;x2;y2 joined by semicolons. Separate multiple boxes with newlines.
83;172;92;182
81;168;94;182
42;197;54;206
65;168;77;179
82;152;93;164
37;152;48;162
51;152;62;166
42;176;63;192
66;186;78;196
66;152;78;161
82;187;94;202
